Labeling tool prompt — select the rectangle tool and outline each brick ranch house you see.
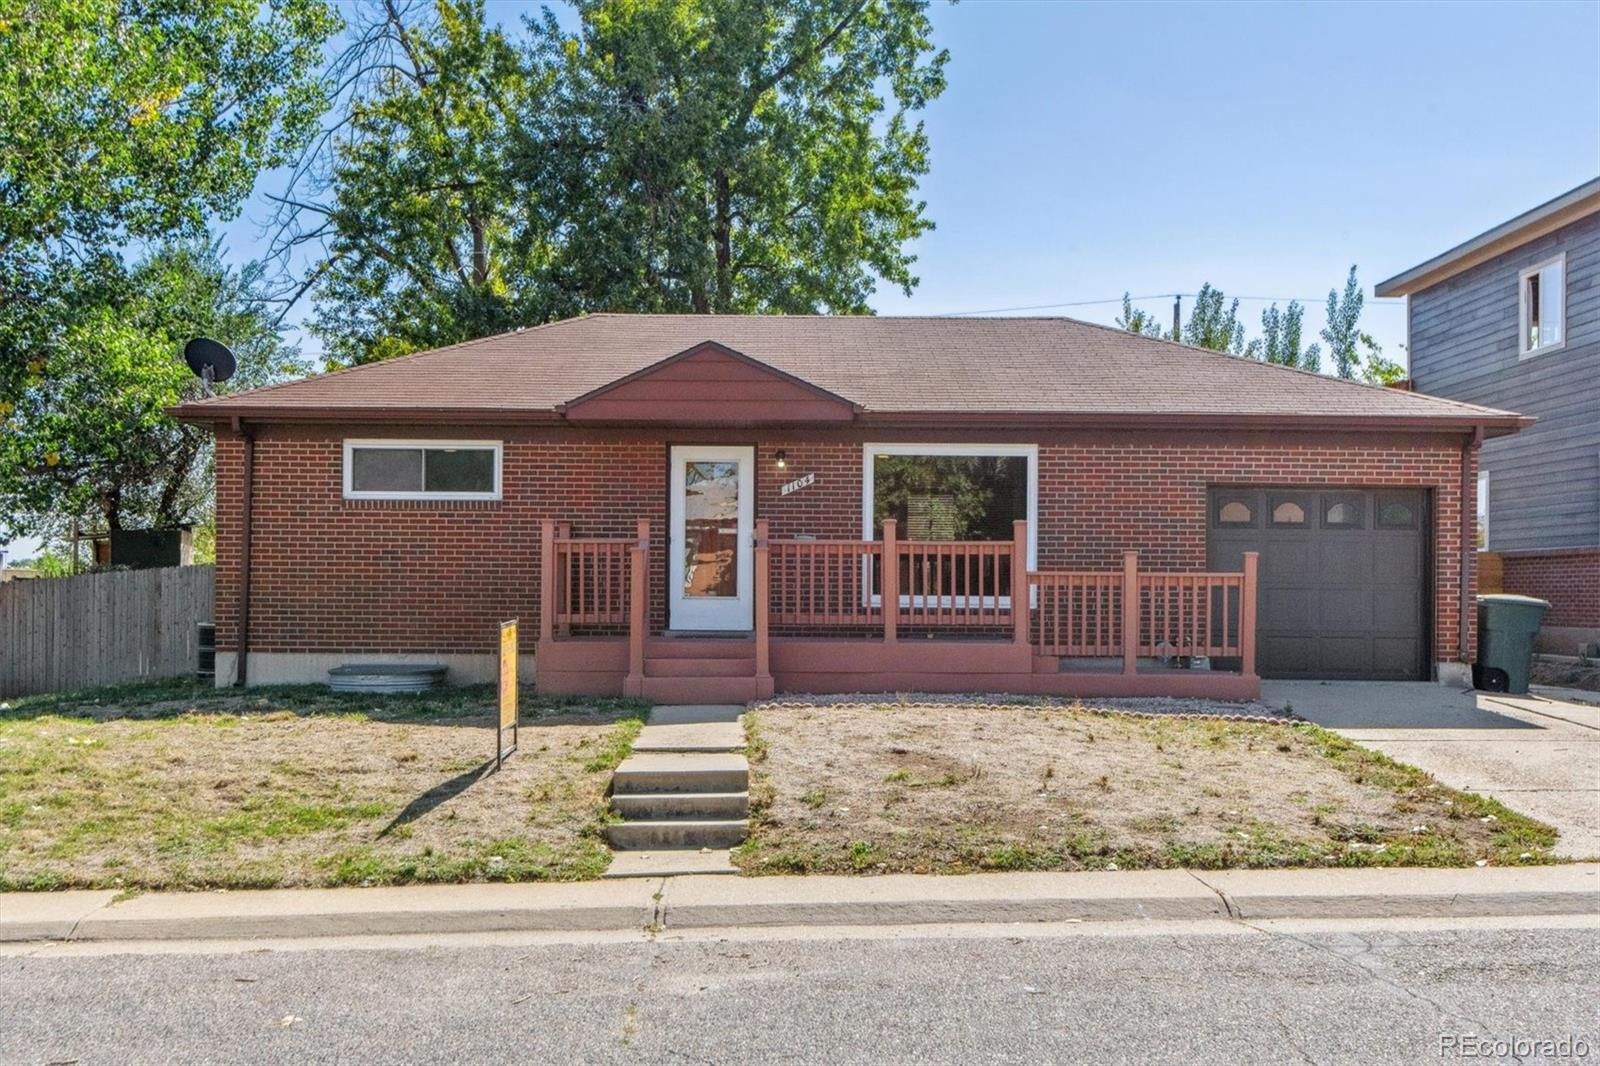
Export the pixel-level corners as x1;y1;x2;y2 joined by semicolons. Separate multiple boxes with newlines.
172;314;1528;703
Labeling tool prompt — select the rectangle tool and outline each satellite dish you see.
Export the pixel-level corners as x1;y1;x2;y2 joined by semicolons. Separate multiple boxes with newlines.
184;338;236;390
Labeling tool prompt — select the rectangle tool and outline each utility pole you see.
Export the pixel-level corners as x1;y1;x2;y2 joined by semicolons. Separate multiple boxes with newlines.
1171;295;1181;341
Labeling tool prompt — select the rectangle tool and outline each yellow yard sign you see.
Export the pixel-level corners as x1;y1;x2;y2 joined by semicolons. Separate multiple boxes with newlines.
497;620;518;768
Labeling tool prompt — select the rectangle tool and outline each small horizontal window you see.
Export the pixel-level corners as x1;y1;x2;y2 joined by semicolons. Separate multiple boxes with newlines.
1267;502;1305;528
1215;497;1255;527
1322;495;1364;529
1377;492;1421;530
344;441;501;499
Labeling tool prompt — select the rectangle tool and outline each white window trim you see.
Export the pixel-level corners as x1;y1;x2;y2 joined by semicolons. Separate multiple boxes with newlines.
861;442;1039;609
1476;469;1490;550
342;439;503;501
1518;252;1567;358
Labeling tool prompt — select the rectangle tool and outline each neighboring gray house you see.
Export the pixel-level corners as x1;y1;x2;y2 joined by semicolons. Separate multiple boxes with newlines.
1378;178;1600;651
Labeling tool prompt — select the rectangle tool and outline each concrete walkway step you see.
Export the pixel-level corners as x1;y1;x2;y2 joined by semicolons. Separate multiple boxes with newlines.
602;850;739;879
640;676;766;704
631;720;747;754
607;818;749;850
647;704;746;725
612;752;749;794
612;790;750;819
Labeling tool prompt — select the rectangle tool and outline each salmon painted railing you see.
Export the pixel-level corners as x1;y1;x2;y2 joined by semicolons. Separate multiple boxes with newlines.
1028;550;1258;676
540;518;1257;688
540;518;651;691
768;535;884;627
1028;571;1125;657
1139;572;1249;660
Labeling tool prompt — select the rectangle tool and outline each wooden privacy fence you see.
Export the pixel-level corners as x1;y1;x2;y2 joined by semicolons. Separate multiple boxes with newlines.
0;565;214;697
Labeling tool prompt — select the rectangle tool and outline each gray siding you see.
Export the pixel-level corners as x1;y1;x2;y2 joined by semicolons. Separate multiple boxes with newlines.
1409;211;1600;552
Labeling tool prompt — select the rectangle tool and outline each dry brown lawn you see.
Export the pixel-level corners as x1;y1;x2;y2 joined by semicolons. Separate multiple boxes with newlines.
0;680;648;891
736;698;1557;874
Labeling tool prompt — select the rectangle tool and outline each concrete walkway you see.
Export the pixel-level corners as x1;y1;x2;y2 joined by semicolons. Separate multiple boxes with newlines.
4;865;1597;944
604;705;749;878
1264;680;1600;858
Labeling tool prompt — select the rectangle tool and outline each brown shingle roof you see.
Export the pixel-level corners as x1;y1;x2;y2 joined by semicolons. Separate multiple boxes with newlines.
172;313;1526;431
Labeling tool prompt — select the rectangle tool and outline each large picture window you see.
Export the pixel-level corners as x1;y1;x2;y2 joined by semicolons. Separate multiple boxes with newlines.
863;444;1038;606
343;440;501;500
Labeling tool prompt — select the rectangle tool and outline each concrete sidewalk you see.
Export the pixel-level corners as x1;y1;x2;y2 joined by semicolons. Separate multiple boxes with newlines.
5;865;1597;944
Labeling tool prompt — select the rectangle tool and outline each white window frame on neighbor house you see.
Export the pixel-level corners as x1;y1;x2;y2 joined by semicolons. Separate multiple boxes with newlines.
861;443;1039;609
1518;253;1567;358
342;439;503;501
1477;469;1490;549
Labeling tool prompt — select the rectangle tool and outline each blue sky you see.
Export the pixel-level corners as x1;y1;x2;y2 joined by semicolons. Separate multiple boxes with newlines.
7;1;1599;563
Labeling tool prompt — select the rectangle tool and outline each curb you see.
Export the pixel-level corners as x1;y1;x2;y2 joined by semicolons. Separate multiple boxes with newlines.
3;866;1597;945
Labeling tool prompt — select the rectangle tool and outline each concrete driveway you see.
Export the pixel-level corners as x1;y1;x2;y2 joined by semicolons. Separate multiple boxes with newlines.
1262;680;1600;859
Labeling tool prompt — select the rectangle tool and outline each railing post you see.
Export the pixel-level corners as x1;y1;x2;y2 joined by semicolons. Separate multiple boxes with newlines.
753;519;773;697
880;519;898;644
539;519;556;644
1011;519;1030;648
625;518;648;697
1241;551;1259;678
1121;550;1139;676
555;521;572;638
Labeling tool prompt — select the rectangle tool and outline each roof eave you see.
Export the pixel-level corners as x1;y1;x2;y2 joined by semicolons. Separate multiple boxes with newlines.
170;403;1531;439
1375;176;1600;297
167;404;568;426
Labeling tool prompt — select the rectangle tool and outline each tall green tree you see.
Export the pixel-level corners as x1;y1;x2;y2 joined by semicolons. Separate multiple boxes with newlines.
539;0;947;319
286;0;546;366
1115;292;1165;338
0;0;337;538
1180;283;1248;354
1247;300;1321;372
289;0;948;366
0;242;304;544
1320;265;1374;380
0;0;336;258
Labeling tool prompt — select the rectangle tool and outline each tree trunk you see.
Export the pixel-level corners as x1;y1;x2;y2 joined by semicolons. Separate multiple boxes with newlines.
713;169;732;312
470;215;488;286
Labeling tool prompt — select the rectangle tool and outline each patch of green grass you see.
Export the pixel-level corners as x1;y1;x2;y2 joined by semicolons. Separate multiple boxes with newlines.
0;677;650;725
583;714;648;774
799;787;827;809
321;837;612;886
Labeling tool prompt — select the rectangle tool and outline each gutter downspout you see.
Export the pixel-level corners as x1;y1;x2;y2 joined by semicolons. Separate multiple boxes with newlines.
234;418;255;687
1460;427;1483;666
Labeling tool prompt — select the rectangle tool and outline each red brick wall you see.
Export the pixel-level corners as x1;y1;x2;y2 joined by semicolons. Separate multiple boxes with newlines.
1034;434;1475;663
214;427;1477;667
1500;549;1600;628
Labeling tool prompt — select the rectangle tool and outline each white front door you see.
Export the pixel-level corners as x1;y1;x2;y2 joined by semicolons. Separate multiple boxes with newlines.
668;445;755;631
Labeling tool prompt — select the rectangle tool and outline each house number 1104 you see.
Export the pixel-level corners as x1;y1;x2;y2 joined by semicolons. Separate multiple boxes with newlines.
780;473;816;496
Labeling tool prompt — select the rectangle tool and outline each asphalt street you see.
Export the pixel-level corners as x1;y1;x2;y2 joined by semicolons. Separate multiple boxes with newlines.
3;918;1599;1065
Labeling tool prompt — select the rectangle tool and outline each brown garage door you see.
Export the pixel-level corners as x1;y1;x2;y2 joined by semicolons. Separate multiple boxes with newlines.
1207;488;1428;680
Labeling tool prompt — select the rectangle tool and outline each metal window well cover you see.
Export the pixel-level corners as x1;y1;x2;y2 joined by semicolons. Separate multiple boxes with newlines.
327;663;448;693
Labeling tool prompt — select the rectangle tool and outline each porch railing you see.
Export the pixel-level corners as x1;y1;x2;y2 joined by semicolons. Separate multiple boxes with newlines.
540;518;650;690
540;518;1257;681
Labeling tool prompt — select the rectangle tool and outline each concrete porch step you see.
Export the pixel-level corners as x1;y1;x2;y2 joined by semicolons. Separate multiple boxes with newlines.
644;637;756;660
612;753;750;794
631;719;747;754
644;657;755;678
611;790;750;820
606;818;749;850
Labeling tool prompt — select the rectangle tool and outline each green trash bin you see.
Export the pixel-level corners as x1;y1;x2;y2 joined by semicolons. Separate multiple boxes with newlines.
1474;594;1551;694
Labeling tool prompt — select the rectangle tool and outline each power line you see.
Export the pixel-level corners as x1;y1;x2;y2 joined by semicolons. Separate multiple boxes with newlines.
938;291;1405;317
